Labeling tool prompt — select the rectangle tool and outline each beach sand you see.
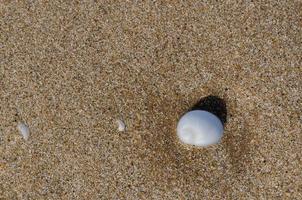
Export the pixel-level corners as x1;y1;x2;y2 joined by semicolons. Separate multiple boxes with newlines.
1;1;301;199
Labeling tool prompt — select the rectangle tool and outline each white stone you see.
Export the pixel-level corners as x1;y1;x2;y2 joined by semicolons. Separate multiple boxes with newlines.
17;122;30;140
177;110;223;147
116;119;126;132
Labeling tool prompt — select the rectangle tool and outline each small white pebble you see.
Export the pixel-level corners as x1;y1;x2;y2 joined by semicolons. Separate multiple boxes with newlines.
177;110;224;147
17;122;30;140
116;119;126;132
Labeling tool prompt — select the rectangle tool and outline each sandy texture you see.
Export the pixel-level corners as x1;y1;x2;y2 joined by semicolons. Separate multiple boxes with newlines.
1;1;301;199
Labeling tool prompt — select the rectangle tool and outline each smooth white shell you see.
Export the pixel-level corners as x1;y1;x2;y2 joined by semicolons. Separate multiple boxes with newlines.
116;119;126;132
17;122;30;140
177;110;223;147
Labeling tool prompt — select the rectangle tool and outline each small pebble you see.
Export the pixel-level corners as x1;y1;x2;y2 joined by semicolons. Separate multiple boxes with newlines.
17;122;30;140
116;119;126;132
177;110;224;147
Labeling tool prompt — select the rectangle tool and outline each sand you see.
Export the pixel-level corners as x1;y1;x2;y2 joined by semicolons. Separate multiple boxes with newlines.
1;1;301;199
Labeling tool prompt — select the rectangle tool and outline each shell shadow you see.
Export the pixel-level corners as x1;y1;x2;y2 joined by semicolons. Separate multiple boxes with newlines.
190;95;227;126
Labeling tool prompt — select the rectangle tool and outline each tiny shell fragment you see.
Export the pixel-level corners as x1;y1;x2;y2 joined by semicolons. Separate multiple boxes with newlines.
116;119;126;132
17;122;30;140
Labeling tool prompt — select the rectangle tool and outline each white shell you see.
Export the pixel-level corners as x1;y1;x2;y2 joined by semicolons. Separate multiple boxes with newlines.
177;110;223;147
17;122;30;140
116;119;126;132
